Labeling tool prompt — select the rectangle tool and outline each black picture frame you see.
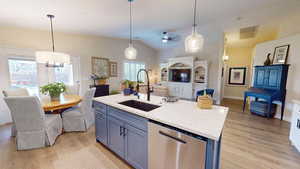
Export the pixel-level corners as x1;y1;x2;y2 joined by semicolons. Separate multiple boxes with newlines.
228;67;246;85
272;45;290;64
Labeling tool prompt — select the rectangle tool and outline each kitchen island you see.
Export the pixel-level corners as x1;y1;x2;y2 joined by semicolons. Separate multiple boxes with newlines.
93;94;228;169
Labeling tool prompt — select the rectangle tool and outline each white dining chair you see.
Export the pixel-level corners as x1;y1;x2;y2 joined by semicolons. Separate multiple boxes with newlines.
65;84;80;95
4;96;62;150
2;88;29;137
62;88;96;132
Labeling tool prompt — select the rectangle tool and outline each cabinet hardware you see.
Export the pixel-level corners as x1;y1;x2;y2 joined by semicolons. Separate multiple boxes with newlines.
159;131;186;144
297;119;300;129
120;126;123;136
123;127;126;137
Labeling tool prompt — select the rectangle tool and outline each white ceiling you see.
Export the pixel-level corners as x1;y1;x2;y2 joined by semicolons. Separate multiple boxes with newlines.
0;0;299;50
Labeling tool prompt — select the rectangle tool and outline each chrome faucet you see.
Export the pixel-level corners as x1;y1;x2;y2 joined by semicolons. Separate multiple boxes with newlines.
136;69;151;101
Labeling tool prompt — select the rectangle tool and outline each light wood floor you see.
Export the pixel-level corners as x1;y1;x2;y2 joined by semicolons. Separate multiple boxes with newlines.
0;99;299;169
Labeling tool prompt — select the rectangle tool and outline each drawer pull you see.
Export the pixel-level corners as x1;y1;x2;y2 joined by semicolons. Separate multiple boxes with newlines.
297;119;300;129
120;126;123;136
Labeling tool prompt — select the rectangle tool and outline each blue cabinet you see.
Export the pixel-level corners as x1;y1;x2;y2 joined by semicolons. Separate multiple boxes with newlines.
94;102;108;145
95;110;107;145
94;102;148;169
125;124;148;169
107;115;125;158
253;65;288;90
244;64;290;120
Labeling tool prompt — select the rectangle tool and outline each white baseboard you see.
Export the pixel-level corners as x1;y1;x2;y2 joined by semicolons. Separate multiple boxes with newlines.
223;96;244;100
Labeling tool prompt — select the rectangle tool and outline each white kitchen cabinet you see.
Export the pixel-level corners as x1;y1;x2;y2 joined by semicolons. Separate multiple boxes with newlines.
290;100;300;152
168;82;193;99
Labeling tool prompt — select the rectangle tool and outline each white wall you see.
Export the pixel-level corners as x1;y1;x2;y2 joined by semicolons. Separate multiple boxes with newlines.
253;34;300;121
159;31;224;103
0;26;159;125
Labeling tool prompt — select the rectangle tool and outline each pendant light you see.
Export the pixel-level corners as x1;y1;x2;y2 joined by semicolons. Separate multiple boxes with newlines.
124;0;137;60
185;0;204;53
36;14;70;67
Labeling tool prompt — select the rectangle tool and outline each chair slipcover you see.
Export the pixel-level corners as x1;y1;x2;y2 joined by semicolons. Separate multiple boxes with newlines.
2;88;29;137
65;84;80;95
4;96;62;150
2;88;29;97
62;88;96;132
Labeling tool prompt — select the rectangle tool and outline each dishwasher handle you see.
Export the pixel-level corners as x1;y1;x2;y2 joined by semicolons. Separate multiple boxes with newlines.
159;131;187;144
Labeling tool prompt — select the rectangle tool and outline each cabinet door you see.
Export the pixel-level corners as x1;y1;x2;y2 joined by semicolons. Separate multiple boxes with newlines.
107;115;125;158
125;124;148;169
254;69;265;87
95;111;107;145
267;68;281;89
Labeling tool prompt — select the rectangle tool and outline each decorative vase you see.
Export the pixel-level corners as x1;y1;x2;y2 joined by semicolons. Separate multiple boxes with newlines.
264;53;272;66
123;88;131;96
50;94;60;101
97;79;107;85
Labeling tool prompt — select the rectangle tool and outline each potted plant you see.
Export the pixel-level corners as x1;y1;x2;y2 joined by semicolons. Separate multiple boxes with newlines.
40;82;66;101
90;73;108;86
121;80;136;95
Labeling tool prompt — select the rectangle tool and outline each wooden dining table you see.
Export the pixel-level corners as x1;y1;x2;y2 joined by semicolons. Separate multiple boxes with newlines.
42;94;82;112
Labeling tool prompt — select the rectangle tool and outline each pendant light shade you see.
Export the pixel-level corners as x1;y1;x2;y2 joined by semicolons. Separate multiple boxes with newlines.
185;0;204;53
185;30;204;53
36;51;70;65
125;0;137;60
125;44;137;60
36;14;70;67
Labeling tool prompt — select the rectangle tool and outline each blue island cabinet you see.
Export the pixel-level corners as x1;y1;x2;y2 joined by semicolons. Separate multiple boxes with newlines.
94;101;221;169
94;102;108;145
125;124;148;169
94;101;148;169
107;115;126;158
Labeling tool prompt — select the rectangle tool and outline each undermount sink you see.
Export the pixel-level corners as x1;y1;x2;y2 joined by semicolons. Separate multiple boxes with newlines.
118;100;160;112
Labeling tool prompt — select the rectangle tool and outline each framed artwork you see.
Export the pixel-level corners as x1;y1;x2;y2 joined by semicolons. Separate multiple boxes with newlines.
228;67;246;85
273;45;290;64
91;57;109;78
109;61;118;77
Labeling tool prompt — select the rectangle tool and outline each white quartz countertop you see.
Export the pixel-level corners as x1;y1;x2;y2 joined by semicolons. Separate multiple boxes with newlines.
94;94;228;141
293;100;300;105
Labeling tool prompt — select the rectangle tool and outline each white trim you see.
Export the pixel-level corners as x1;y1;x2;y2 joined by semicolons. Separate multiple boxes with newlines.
223;96;244;100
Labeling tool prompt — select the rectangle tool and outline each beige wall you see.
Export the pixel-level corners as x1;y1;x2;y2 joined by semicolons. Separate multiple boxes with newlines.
278;12;300;38
0;26;159;125
223;47;253;99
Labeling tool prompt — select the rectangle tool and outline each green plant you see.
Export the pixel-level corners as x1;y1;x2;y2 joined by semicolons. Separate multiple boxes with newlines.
40;82;66;98
122;80;136;89
90;73;108;80
110;90;120;95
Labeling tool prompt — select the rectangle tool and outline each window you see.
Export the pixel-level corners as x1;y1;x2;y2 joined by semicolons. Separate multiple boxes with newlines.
54;64;74;85
124;62;145;82
8;59;38;95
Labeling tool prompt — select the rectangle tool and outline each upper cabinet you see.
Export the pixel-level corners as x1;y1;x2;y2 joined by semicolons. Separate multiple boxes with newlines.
194;60;208;84
160;63;168;82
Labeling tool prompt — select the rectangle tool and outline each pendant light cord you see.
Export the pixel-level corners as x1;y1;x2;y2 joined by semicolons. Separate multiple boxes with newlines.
129;1;133;45
48;15;55;52
193;0;197;32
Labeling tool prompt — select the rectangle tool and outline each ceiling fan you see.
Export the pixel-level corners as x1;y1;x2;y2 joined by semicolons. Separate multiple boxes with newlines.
161;32;179;43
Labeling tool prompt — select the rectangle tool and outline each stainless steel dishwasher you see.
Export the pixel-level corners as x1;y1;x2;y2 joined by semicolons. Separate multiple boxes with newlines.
148;121;207;169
